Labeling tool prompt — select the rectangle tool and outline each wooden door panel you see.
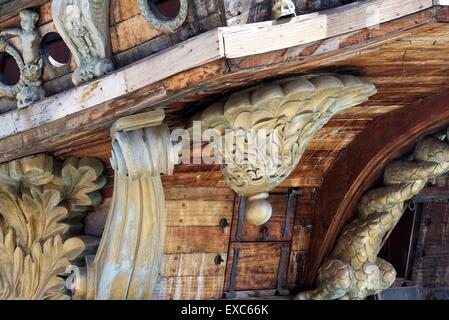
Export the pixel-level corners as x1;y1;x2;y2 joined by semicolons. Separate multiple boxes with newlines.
224;242;290;291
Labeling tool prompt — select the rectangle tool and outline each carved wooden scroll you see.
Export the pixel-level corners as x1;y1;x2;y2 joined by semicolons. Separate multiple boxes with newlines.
193;74;376;226
52;0;114;85
0;10;44;108
72;109;177;300
0;154;106;300
297;127;449;300
272;0;296;19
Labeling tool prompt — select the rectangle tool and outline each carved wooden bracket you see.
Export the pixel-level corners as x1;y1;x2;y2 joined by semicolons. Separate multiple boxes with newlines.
297;127;449;300
193;74;376;226
52;0;114;85
0;154;106;300
0;10;45;108
72;109;177;300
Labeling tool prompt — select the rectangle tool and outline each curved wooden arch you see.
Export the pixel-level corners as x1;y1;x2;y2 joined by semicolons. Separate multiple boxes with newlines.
305;90;449;287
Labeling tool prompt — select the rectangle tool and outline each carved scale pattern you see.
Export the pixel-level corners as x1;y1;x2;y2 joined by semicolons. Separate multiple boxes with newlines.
298;127;449;300
194;75;376;224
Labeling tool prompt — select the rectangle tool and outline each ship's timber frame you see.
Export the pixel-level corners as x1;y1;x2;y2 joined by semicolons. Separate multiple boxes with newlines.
0;0;448;164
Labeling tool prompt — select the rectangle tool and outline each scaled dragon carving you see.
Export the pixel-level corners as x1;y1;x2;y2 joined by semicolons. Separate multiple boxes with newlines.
0;154;106;300
0;10;44;108
193;74;376;226
297;128;449;300
52;0;114;85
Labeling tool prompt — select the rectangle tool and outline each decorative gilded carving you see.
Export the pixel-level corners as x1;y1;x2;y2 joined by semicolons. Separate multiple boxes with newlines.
0;154;106;300
297;128;449;300
52;0;114;85
72;109;178;300
272;0;296;19
192;75;376;226
0;10;44;108
138;0;188;33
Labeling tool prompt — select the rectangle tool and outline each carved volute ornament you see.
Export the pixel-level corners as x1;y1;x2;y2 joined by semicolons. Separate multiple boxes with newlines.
297;126;449;300
0;10;45;108
52;0;114;85
0;154;106;300
272;0;297;20
72;110;178;300
138;0;188;33
192;75;377;225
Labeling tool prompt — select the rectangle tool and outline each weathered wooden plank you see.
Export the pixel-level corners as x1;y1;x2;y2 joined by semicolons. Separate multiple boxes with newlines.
224;242;290;291
164;187;234;201
0;29;224;140
166;200;233;227
162;253;226;277
0;7;446;166
164;226;230;254
0;0;48;23
154;275;224;300
221;0;433;58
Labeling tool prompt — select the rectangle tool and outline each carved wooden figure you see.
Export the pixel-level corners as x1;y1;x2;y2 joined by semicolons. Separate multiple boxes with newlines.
0;154;106;300
272;0;297;19
298;127;449;300
192;74;376;226
72;110;178;300
0;10;45;108
52;0;114;85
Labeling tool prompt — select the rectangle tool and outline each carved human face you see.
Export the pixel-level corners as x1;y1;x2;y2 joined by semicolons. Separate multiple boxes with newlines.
20;10;38;32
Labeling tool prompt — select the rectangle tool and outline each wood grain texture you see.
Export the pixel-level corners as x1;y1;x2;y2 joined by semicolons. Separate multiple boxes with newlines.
224;242;290;291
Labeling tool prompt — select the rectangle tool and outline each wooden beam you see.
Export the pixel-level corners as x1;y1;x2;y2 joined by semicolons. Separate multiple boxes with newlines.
220;0;433;58
0;29;223;141
0;0;48;23
0;0;437;139
305;90;449;287
0;3;442;163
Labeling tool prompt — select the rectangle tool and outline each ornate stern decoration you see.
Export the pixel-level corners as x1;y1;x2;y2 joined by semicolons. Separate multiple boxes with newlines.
0;10;45;108
138;0;188;33
297;127;449;300
72;110;178;300
0;154;106;300
52;0;114;85
272;0;296;20
192;75;376;225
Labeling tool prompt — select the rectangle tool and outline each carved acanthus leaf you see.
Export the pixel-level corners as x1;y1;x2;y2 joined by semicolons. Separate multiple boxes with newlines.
0;154;106;300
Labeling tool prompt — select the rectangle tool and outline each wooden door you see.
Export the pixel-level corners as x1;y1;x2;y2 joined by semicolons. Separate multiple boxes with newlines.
223;189;307;298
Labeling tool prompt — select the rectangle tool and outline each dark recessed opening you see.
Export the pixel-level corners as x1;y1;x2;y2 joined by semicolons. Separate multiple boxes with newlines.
150;0;181;19
41;32;71;67
0;52;20;86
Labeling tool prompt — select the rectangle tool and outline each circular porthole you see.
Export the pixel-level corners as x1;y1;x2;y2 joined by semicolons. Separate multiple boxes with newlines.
152;0;181;19
138;0;188;33
41;32;71;67
0;52;21;85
